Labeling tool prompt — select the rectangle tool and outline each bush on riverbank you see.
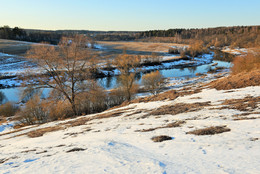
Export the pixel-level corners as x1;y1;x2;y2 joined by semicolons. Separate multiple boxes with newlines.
0;102;19;117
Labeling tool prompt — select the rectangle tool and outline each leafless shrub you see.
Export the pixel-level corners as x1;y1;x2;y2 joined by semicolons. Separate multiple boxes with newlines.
0;102;19;117
142;71;165;95
18;96;49;125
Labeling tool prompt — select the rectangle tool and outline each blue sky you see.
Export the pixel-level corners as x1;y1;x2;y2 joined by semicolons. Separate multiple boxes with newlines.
1;0;259;31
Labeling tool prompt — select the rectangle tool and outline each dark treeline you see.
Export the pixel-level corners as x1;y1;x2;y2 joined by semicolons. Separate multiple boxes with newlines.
1;25;260;47
0;26;67;44
0;26;27;40
0;25;138;44
138;26;260;48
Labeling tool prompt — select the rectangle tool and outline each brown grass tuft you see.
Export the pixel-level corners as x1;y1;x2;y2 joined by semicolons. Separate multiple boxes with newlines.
187;126;231;135
147;102;211;117
151;135;172;142
220;96;260;111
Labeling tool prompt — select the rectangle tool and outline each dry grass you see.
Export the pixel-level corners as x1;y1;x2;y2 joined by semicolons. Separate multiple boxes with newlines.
62;107;133;128
26;126;64;138
151;135;172;142
0;39;33;55
209;69;260;90
136;121;186;132
147;102;211;117
117;88;203;109
220;96;260;111
98;41;185;53
0;125;37;137
233;111;260;120
187;126;231;135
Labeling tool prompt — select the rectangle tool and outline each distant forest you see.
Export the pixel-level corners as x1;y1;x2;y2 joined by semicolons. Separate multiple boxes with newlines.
1;25;260;48
138;26;260;48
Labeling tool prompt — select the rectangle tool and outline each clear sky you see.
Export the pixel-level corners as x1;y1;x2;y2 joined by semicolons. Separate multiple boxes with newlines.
1;0;259;31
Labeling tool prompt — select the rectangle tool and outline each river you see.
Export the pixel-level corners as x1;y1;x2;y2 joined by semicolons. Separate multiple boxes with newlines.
0;50;233;104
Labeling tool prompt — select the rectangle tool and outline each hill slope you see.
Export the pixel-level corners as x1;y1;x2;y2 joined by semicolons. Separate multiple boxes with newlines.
0;82;260;173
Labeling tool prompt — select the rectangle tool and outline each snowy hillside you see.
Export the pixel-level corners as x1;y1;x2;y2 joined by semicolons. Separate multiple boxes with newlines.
0;83;260;173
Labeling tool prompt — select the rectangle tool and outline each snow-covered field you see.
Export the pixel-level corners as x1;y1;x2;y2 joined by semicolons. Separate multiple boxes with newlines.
221;47;248;55
0;82;259;173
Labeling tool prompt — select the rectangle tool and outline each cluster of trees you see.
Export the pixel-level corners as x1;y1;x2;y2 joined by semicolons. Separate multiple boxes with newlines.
138;26;260;48
94;33;138;41
1;35;163;125
0;26;26;40
0;25;64;44
168;40;209;58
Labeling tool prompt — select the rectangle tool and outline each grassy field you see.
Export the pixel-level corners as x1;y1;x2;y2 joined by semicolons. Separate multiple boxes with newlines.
0;39;33;56
98;41;186;53
0;39;185;63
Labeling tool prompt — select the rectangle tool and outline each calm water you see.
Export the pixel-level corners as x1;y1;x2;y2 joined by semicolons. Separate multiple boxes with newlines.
0;52;233;104
97;60;231;89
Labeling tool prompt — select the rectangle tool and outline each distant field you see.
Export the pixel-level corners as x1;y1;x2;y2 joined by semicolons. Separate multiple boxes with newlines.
0;39;33;56
97;41;186;53
0;39;186;58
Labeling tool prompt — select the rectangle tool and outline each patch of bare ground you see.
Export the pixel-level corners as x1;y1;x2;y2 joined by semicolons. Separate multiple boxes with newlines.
233;112;260;121
26;126;65;138
0;156;18;164
66;148;86;153
249;138;259;141
208;69;260;90
36;150;48;154
136;121;186;132
186;126;231;135
143;102;211;118
124;109;149;117
219;96;260;111
0;158;9;164
151;135;172;142
21;149;37;153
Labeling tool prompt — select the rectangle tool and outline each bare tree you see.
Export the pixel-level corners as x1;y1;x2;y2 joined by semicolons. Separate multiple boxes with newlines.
26;35;93;115
113;53;141;101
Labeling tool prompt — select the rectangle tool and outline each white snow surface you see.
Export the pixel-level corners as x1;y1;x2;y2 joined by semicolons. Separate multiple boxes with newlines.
0;85;260;173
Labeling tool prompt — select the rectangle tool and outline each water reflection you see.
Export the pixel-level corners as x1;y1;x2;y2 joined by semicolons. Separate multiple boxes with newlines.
0;91;7;104
213;50;235;62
